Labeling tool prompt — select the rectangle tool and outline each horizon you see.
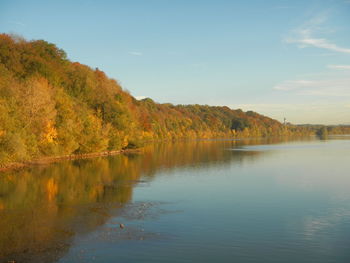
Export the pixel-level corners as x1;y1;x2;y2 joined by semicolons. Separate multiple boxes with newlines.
1;0;349;125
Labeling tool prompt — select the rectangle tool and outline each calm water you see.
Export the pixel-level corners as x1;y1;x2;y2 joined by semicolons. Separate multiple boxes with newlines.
1;136;350;263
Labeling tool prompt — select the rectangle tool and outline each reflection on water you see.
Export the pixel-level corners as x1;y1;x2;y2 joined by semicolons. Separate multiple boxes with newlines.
0;139;265;262
0;157;137;262
0;136;349;263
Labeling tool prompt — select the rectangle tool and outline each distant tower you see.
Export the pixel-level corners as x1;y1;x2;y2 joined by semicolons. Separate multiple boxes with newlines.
283;118;286;125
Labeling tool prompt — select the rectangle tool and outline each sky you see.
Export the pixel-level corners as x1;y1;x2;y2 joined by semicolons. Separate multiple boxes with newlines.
0;0;349;124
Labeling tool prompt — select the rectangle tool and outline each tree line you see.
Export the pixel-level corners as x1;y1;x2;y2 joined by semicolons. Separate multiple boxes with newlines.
0;34;314;167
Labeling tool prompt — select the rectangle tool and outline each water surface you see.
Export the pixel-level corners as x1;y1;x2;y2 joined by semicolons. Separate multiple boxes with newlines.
1;137;349;263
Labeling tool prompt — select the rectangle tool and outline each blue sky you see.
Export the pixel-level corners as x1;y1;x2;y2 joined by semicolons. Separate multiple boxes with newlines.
1;0;349;124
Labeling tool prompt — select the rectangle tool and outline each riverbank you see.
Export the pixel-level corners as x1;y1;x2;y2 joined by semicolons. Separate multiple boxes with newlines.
0;149;142;173
0;135;318;173
0;135;314;173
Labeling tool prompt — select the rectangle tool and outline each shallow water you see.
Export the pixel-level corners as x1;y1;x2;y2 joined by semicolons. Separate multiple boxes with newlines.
1;136;350;263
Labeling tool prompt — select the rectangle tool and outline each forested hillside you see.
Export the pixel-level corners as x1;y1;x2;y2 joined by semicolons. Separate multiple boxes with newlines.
0;34;310;167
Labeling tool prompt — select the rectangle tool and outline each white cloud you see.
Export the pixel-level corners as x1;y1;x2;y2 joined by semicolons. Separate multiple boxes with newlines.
285;14;350;54
135;96;147;100
274;63;350;97
288;37;350;54
328;64;350;70
274;77;350;97
128;51;143;56
274;80;315;91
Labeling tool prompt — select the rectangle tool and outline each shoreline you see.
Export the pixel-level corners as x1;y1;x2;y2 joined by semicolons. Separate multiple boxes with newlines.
0;149;141;173
0;134;322;173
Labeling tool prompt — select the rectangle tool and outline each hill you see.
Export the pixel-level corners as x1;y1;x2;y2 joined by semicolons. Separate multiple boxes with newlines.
0;34;310;167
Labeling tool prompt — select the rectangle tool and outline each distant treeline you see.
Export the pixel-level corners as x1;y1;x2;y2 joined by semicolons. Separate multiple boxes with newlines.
0;34;314;167
297;124;350;135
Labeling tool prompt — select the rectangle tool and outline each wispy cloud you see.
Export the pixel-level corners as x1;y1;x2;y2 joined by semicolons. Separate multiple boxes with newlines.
274;77;350;97
328;64;350;70
128;51;143;56
293;38;350;54
8;20;26;27
285;14;350;54
274;80;315;91
274;63;350;97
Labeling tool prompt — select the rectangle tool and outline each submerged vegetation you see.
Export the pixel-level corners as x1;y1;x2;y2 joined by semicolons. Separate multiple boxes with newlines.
0;34;321;167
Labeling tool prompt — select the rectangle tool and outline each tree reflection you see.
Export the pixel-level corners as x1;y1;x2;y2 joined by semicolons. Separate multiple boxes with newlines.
0;138;304;262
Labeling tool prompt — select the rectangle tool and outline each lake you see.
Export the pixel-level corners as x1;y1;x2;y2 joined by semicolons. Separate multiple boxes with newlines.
1;136;350;263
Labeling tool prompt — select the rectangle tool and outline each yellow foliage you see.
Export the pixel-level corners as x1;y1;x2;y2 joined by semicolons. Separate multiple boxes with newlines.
0;33;315;168
42;121;58;144
122;135;129;148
